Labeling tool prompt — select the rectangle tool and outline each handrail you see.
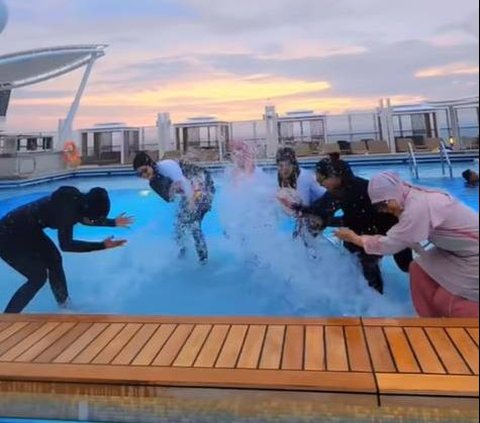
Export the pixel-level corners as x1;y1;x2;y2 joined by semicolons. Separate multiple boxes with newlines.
440;140;453;178
407;141;419;179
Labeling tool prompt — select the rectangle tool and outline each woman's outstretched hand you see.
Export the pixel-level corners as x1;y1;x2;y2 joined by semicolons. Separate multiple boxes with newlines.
115;213;134;228
335;228;362;246
103;236;127;249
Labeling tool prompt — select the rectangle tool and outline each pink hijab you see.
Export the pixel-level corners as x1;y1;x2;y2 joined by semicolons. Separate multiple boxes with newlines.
368;172;410;206
367;172;476;243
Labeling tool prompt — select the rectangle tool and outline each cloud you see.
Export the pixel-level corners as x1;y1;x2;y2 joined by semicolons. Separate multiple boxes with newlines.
1;0;478;130
416;62;479;78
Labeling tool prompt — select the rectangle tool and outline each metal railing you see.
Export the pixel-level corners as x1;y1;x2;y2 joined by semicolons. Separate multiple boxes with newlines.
440;140;453;178
407;141;419;179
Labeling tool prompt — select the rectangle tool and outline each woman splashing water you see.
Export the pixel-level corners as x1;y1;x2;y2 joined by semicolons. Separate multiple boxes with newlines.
133;152;215;264
0;187;131;313
336;172;479;317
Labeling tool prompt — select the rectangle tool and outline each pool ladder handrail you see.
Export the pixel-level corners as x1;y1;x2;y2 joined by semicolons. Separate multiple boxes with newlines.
440;140;454;178
407;141;419;179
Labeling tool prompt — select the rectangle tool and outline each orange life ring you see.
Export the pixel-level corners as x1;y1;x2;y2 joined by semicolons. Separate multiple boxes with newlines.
63;141;81;168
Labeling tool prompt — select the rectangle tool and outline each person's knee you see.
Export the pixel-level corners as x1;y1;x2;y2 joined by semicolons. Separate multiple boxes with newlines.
30;268;48;288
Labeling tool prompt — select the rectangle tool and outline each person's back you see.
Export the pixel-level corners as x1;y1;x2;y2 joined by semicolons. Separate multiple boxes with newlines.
338;176;380;234
0;187;82;234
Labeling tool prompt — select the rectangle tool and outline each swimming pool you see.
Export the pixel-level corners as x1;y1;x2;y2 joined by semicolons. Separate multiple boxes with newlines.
0;162;478;317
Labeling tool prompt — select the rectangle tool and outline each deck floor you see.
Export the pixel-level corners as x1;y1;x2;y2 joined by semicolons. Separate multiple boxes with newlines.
0;314;478;407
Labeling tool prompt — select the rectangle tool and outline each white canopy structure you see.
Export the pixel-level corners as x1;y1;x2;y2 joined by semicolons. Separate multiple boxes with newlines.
0;44;107;146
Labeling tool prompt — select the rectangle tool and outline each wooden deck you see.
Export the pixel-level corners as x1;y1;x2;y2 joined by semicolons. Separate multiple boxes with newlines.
0;314;478;420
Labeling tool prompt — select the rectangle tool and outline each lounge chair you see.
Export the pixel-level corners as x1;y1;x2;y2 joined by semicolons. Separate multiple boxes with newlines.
351;140;368;155
395;138;412;153
424;138;441;151
366;140;390;154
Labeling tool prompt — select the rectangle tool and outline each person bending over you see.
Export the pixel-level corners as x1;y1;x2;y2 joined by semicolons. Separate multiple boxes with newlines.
0;187;131;313
133;152;215;263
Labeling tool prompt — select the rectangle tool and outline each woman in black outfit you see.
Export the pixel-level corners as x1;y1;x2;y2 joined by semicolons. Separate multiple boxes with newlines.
0;186;132;313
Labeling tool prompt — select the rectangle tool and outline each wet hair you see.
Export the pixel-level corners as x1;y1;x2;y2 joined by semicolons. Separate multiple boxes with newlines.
316;158;354;182
328;152;341;162
462;169;472;183
84;187;110;219
133;151;155;171
276;147;300;189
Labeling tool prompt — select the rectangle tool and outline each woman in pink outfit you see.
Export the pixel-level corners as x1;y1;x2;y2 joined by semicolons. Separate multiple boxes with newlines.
335;172;479;318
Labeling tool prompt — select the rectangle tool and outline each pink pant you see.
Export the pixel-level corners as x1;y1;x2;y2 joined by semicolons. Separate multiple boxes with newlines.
409;261;479;318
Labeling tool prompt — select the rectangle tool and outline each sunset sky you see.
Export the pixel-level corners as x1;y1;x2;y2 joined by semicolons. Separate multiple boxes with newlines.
0;0;478;131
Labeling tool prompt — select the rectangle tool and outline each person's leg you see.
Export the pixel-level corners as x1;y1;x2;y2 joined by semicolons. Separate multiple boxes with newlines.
1;249;48;313
344;242;384;294
174;201;189;258
191;219;208;262
432;286;479;318
190;208;209;263
449;297;479;318
38;233;69;306
409;261;441;317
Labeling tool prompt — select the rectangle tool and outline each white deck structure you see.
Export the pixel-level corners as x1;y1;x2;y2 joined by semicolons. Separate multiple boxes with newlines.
0;45;107;146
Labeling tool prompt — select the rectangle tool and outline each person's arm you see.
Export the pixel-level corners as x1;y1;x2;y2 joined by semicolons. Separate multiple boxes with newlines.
334;228;409;255
301;192;341;227
81;213;134;228
81;217;116;227
57;202;127;252
57;219;106;253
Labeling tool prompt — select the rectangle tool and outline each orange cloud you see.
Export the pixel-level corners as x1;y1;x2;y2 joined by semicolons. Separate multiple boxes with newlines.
415;62;479;78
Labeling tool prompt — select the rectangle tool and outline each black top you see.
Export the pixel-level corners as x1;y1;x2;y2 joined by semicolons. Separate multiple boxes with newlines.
0;186;115;252
304;176;398;235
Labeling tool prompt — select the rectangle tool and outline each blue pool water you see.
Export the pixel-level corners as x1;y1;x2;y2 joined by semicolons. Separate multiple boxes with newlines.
0;162;478;317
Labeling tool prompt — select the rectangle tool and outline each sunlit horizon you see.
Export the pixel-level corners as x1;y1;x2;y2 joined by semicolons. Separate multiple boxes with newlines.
1;0;478;131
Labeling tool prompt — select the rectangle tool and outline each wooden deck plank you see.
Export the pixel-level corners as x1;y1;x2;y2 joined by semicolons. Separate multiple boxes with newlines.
131;324;176;366
304;326;325;371
363;318;479;328
72;324;125;364
92;323;143;365
34;323;92;363
0;314;361;326
377;373;478;397
0;322;30;345
111;324;159;365
0;323;48;359
259;325;286;370
237;325;267;369
325;326;349;372
0;322;60;362
467;328;479;346
363;327;396;373
425;328;471;375
383;327;420;373
194;325;230;368
281;325;304;370
215;325;248;369
53;323;109;364
0;322;11;334
404;327;446;374
446;328;479;375
0;362;376;393
14;323;76;363
345;326;371;372
152;324;194;366
173;325;212;367
0;315;476;402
